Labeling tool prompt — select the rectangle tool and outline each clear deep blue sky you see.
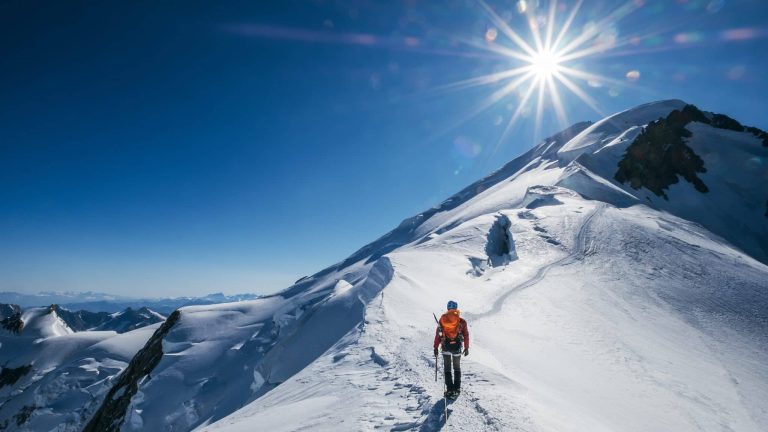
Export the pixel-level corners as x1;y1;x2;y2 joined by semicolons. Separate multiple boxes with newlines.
2;0;767;297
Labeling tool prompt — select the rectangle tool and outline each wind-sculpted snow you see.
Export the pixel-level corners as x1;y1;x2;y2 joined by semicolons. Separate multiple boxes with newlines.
19;306;73;339
83;257;396;431
333;121;594;269
484;213;517;267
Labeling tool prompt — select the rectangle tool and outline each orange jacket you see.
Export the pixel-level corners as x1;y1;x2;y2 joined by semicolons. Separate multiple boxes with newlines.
433;316;469;349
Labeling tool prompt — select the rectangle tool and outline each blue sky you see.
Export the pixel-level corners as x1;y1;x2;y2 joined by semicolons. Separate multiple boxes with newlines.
2;0;767;297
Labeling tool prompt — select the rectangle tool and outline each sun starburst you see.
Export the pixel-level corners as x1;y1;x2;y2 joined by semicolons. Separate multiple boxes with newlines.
433;0;647;150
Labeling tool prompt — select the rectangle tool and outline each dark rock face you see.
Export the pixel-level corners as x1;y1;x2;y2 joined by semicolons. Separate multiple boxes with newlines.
0;309;23;334
745;126;768;147
0;365;32;389
12;405;35;427
710;113;744;131
615;105;708;199
615;104;768;199
83;310;181;432
0;304;20;322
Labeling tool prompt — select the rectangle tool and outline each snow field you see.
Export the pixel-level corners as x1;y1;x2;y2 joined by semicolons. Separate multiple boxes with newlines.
205;188;767;431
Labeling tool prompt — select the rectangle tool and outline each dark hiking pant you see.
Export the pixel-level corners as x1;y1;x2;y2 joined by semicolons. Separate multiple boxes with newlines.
442;351;461;391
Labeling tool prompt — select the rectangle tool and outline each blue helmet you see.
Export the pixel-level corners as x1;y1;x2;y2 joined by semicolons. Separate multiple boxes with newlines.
447;300;458;310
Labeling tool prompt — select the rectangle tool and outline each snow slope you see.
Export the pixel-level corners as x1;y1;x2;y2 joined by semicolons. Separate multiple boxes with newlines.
198;100;767;431
5;100;767;431
18;306;73;339
206;189;767;432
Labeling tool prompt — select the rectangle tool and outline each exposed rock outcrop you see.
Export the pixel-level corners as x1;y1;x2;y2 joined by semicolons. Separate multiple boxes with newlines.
615;105;708;199
0;364;32;389
616;104;768;199
0;304;20;321
83;310;181;432
0;309;23;334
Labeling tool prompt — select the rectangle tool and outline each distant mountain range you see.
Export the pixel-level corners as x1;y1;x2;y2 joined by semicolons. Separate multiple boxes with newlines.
0;291;261;314
55;305;167;333
0;304;165;335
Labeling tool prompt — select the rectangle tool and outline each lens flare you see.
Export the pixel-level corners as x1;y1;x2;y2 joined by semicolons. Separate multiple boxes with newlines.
626;70;641;81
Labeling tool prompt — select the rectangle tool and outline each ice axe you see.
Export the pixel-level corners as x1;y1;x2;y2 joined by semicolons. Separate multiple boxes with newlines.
432;312;443;382
433;312;450;427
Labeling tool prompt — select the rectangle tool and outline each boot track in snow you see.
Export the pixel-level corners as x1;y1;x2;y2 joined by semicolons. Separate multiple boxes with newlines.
418;203;606;431
466;203;605;321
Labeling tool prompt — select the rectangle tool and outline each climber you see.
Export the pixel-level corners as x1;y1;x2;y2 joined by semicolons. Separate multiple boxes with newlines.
433;300;469;399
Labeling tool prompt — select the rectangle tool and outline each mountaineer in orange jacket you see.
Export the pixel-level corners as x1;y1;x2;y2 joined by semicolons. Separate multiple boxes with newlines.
433;300;469;398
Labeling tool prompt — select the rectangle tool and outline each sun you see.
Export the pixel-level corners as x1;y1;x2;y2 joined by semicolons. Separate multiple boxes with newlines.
529;50;562;79
430;0;650;150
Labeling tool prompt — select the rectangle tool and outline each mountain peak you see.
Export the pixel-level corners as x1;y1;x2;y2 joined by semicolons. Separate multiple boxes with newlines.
557;99;688;161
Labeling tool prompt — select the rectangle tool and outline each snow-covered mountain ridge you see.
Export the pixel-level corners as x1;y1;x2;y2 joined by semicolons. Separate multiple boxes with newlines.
2;100;767;431
0;291;261;314
0;305;160;430
0;304;165;334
